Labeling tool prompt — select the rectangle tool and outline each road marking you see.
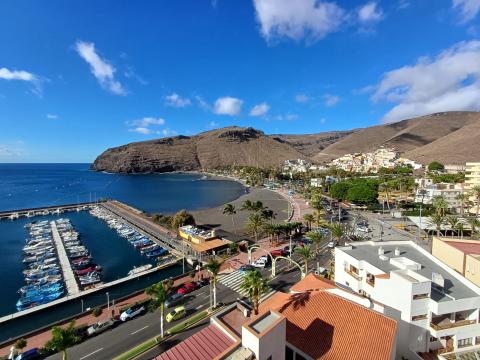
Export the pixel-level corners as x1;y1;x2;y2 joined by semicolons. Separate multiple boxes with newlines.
195;304;204;310
197;291;206;296
80;348;103;360
131;325;149;335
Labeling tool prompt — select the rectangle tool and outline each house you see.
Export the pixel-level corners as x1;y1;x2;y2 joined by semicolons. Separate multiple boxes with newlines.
179;225;231;256
156;274;397;360
310;178;322;188
335;240;480;358
432;237;480;288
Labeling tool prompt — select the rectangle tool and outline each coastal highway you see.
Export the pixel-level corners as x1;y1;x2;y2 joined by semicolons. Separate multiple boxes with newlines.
46;249;331;360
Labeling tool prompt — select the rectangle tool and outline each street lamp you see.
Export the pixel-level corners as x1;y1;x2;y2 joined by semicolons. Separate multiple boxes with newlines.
418;189;427;243
106;292;110;313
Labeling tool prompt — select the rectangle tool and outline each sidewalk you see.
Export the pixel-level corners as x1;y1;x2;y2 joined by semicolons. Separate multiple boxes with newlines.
0;271;210;357
273;188;313;222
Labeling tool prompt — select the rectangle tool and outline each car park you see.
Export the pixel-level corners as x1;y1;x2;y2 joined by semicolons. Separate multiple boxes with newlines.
87;318;116;336
165;293;185;308
15;348;41;360
166;306;186;323
120;304;146;321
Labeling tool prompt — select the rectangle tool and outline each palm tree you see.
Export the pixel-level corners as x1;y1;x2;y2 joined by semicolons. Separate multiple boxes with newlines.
379;181;391;211
303;213;315;231
428;213;446;237
455;221;465;239
446;215;459;238
468;217;480;234
260;208;276;223
295;245;312;275
241;200;264;213
471;186;480;219
240;270;269;315
223;203;237;235
433;195;449;216
456;193;469;217
45;321;78;360
307;231;326;254
246;212;264;242
14;339;27;356
205;259;221;308
146;281;171;338
330;223;345;245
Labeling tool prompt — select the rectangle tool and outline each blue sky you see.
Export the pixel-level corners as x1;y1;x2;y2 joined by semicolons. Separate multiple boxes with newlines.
1;0;480;162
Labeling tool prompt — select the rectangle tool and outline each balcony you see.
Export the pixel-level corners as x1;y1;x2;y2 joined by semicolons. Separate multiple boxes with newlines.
344;268;361;281
430;319;476;331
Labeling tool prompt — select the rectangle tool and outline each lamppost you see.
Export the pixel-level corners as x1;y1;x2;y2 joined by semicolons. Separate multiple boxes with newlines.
418;189;427;243
106;292;110;313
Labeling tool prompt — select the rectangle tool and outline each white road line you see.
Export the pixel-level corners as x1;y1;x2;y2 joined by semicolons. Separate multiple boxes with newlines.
197;291;206;296
80;348;103;360
195;304;204;310
131;325;149;335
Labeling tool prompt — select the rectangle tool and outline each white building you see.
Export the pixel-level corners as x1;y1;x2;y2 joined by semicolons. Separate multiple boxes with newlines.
310;178;322;188
414;182;466;213
335;240;480;359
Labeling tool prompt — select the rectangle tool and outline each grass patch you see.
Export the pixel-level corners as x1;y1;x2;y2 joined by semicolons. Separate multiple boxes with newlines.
167;311;209;335
113;337;158;360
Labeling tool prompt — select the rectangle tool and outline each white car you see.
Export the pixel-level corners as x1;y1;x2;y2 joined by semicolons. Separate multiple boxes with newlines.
356;226;369;233
327;241;337;249
252;258;267;268
120;304;145;322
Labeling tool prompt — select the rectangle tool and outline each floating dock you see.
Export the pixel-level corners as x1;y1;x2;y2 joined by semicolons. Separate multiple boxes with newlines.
50;221;80;296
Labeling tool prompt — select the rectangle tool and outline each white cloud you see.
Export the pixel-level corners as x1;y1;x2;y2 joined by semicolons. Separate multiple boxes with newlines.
165;93;191;107
209;121;219;128
453;0;480;22
249;102;270;117
358;2;384;23
0;142;25;160
129;127;154;135
214;97;243;116
323;94;340;107
0;68;36;81
398;0;410;9
295;94;310;103
320;117;327;124
371;40;480;123
127;117;166;127
75;41;126;96
253;0;345;43
275;113;299;121
162;128;177;136
46;114;59;120
196;96;211;110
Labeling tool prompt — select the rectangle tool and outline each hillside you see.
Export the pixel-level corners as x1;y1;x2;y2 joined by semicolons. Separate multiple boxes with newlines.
92;112;480;173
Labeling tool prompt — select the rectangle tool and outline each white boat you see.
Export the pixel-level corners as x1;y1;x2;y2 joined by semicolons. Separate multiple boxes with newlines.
128;264;153;276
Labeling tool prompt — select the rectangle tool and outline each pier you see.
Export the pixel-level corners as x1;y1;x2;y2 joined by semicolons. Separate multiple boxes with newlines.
0;201;102;220
50;221;80;296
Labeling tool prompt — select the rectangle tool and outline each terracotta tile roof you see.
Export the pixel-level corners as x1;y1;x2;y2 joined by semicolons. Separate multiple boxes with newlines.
444;241;480;255
260;291;396;360
290;273;336;293
155;324;234;360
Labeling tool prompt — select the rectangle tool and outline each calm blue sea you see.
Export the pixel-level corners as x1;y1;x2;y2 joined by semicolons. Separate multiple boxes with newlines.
0;164;245;339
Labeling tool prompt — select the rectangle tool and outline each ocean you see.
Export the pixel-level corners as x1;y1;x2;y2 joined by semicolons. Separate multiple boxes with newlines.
0;164;245;340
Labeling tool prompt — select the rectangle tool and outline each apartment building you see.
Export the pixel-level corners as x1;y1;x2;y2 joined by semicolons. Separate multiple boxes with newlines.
414;182;466;213
465;162;480;190
432;237;480;288
335;241;480;359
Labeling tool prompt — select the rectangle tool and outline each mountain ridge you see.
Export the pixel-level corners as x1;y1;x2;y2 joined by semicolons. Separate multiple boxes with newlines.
92;111;480;173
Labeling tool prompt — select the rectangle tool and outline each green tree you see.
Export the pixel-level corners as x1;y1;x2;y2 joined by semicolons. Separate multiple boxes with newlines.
205;259;221;308
14;338;27;355
303;214;315;231
223;203;237;235
446;215;459;238
91;307;103;319
240;270;269;315
346;184;378;204
428;161;445;172
307;231;326;254
260;208;276;223
146;281;171;338
172;210;195;229
471;186;480;219
455;222;465;239
330;223;345;244
241;200;264;213
246;212;264;242
330;182;350;201
432;195;449;216
45;321;78;360
468;217;480;234
428;213;446;237
295;245;312;275
456;193;469;217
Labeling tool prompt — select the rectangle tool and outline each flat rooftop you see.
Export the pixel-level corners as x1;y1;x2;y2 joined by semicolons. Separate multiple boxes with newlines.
445;241;480;255
342;242;479;302
250;311;280;334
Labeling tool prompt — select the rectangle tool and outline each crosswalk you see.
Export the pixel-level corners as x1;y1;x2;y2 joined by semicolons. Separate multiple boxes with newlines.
218;270;275;302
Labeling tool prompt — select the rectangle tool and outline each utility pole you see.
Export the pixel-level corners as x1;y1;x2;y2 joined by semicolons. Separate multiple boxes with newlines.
106;292;110;313
418;190;427;243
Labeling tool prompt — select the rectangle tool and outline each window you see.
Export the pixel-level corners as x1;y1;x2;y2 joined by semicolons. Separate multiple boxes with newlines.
412;314;428;321
458;338;473;348
413;293;429;300
430;336;438;342
296;354;307;360
366;273;375;287
286;347;294;360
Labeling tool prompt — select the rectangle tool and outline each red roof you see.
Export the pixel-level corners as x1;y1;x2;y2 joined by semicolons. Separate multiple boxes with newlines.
290;273;336;293
155;324;234;360
262;291;397;360
445;241;480;255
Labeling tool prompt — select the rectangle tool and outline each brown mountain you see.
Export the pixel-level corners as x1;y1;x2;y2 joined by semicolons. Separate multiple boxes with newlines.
93;112;480;173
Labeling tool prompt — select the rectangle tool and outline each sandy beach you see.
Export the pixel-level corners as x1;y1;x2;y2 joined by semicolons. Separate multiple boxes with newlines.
191;187;289;235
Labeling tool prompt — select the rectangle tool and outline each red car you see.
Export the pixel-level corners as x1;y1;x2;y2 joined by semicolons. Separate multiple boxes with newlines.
271;249;287;257
177;282;197;295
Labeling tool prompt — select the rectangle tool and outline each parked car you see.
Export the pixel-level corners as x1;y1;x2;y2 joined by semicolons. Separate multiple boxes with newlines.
356;225;369;233
166;306;186;323
165;293;185;308
271;249;286;257
177;282;197;295
239;264;255;273
87;318;115;336
196;278;210;287
252;258;267;268
327;241;337;249
15;348;41;360
120;304;146;322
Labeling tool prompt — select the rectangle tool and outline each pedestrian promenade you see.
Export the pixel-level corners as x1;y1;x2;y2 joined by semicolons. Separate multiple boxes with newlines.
50;221;79;295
